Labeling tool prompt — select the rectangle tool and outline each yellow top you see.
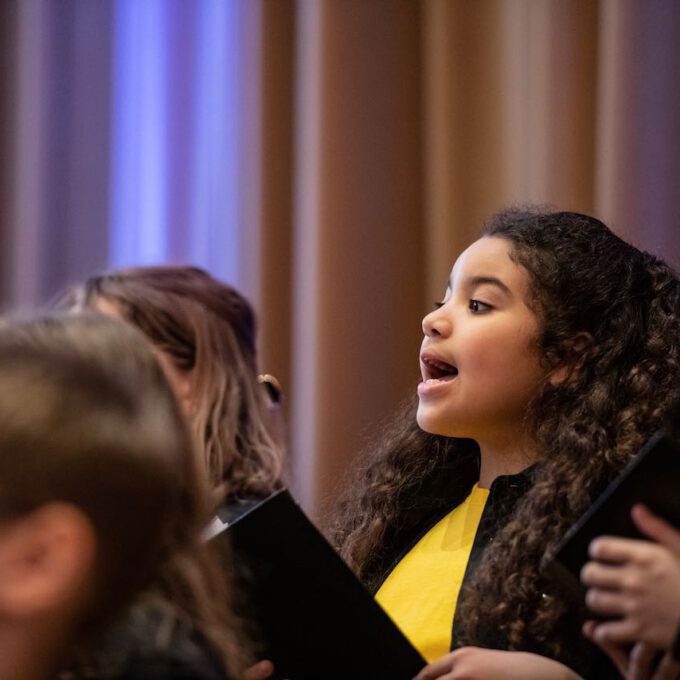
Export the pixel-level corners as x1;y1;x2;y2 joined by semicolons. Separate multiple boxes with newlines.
375;484;489;662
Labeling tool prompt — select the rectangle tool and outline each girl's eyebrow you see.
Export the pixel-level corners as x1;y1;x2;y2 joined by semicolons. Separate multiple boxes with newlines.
469;275;511;294
448;275;511;294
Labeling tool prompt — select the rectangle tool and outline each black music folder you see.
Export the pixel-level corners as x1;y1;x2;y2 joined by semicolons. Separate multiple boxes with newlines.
546;428;680;599
210;489;426;680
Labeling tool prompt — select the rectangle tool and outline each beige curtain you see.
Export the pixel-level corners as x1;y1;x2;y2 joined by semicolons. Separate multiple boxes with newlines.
254;0;680;514
1;0;678;516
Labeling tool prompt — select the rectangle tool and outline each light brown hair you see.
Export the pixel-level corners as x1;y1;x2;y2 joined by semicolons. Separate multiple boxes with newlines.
64;265;284;502
0;314;202;627
0;313;248;676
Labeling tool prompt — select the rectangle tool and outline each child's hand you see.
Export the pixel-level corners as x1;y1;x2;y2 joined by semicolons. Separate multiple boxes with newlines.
581;504;680;650
582;624;651;678
582;627;680;680
411;647;582;679
244;659;275;680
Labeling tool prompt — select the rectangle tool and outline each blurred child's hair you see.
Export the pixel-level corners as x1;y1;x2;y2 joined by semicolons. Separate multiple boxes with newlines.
62;266;283;500
0;313;202;628
0;313;248;675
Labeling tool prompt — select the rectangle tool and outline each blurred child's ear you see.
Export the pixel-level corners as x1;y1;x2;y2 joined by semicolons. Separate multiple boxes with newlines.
0;503;96;620
549;332;593;386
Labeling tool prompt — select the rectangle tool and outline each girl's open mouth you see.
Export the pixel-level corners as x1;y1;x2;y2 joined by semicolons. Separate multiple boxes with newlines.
420;354;459;385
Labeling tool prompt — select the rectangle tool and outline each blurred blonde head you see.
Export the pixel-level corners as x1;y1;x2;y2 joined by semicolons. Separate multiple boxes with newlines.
64;265;284;502
0;313;206;635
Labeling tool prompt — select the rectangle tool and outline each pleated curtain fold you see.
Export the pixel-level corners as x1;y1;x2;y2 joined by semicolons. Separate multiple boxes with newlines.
0;0;678;514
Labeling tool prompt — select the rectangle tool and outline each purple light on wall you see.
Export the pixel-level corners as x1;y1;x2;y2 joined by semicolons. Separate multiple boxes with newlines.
109;0;169;265
187;0;244;283
108;0;246;284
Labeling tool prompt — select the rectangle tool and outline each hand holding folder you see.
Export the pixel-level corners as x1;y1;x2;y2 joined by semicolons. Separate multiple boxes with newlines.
582;503;680;651
546;429;680;599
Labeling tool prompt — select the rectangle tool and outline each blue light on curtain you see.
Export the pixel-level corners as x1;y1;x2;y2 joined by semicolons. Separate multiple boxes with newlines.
109;0;168;265
109;0;244;284
188;0;243;283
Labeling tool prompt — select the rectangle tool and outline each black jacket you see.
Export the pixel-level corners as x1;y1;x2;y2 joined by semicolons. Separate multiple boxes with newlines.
372;466;619;680
58;603;230;680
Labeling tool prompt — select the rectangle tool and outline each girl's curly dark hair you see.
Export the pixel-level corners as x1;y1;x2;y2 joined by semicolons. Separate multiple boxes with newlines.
328;208;680;671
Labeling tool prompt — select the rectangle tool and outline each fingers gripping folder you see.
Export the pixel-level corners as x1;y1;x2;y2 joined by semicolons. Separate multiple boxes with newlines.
545;425;680;604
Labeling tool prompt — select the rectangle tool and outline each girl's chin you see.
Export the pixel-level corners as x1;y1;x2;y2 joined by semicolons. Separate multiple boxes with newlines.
416;408;449;437
416;406;472;440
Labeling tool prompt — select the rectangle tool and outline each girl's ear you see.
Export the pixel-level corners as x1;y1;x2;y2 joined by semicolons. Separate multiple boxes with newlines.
549;332;593;386
0;503;97;620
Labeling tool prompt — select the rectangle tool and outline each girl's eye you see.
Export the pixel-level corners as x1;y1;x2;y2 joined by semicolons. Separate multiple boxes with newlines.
433;300;445;310
469;299;492;313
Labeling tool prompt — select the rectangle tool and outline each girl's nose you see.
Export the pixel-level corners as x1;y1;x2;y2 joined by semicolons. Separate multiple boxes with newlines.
422;307;452;338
